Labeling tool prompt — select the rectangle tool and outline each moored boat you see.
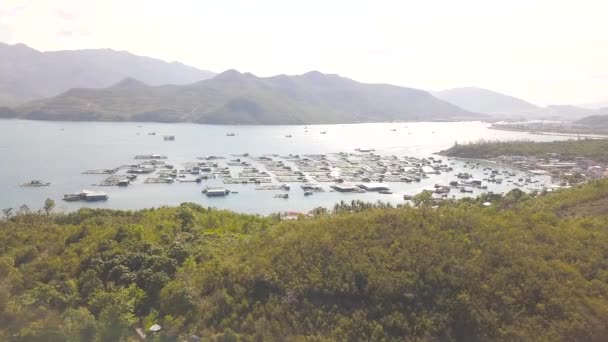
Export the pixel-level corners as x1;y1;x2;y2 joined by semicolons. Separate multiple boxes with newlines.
62;193;81;202
21;180;51;187
81;190;109;201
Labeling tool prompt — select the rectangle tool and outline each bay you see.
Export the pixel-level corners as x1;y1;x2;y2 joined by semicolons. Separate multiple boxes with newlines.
0;119;573;214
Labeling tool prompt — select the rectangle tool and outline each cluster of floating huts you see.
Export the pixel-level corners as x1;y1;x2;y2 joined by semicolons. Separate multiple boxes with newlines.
22;148;549;204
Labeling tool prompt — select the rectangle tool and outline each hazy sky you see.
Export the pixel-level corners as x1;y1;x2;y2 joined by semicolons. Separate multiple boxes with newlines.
1;0;608;105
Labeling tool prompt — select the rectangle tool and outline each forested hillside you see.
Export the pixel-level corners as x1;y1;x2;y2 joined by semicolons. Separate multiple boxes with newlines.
440;139;608;161
15;70;478;124
1;180;608;341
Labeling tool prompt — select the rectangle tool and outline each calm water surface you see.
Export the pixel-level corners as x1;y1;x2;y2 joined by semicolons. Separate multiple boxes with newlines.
0;120;573;214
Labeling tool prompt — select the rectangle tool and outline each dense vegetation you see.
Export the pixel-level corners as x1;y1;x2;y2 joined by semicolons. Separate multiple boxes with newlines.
440;138;608;161
2;180;608;341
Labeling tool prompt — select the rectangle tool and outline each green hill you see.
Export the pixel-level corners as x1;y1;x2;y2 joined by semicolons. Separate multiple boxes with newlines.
1;179;608;341
440;139;608;162
16;70;480;125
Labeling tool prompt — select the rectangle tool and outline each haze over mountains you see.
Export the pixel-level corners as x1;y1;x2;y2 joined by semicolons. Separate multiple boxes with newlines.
0;43;215;106
434;87;607;121
15;70;478;124
433;87;540;115
2;42;607;124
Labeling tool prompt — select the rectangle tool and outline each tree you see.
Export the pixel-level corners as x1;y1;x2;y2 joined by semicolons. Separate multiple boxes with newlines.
176;206;196;230
60;307;97;341
18;204;30;215
44;198;56;216
1;208;12;220
412;190;434;206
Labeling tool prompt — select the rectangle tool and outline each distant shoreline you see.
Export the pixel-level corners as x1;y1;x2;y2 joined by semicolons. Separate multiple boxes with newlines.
0;117;486;126
488;126;608;139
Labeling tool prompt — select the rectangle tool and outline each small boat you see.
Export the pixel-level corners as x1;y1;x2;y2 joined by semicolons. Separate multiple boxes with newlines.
21;180;51;187
403;195;413;200
320;131;327;134
163;135;175;141
226;133;236;136
274;194;289;199
304;190;313;196
379;190;393;194
117;179;130;187
285;135;292;138
148;132;156;135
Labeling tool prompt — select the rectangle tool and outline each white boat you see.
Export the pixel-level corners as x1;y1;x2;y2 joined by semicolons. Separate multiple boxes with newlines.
62;190;109;202
81;190;109;201
202;187;230;197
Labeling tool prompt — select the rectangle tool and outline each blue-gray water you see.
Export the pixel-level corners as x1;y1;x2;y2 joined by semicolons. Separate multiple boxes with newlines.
0;120;572;214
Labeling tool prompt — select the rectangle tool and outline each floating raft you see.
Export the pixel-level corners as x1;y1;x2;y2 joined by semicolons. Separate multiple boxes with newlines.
82;168;118;175
223;178;272;184
134;154;167;160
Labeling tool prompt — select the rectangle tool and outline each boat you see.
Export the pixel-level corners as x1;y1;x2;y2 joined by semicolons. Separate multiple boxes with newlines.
163;135;175;141
403;195;413;200
62;193;81;202
202;187;230;197
320;131;327;134
301;184;324;192
285;135;292;138
117;179;130;187
81;190;109;201
21;180;51;187
379;190;393;194
148;132;156;135
226;133;236;136
274;194;289;199
304;190;313;196
330;183;358;192
357;183;390;192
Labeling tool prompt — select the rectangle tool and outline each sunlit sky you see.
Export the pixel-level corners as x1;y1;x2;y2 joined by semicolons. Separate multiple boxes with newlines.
1;0;608;105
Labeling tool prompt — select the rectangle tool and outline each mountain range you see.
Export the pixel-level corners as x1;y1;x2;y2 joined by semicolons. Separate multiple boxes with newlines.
0;42;215;106
14;70;479;124
434;87;606;121
433;87;539;115
2;42;607;124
